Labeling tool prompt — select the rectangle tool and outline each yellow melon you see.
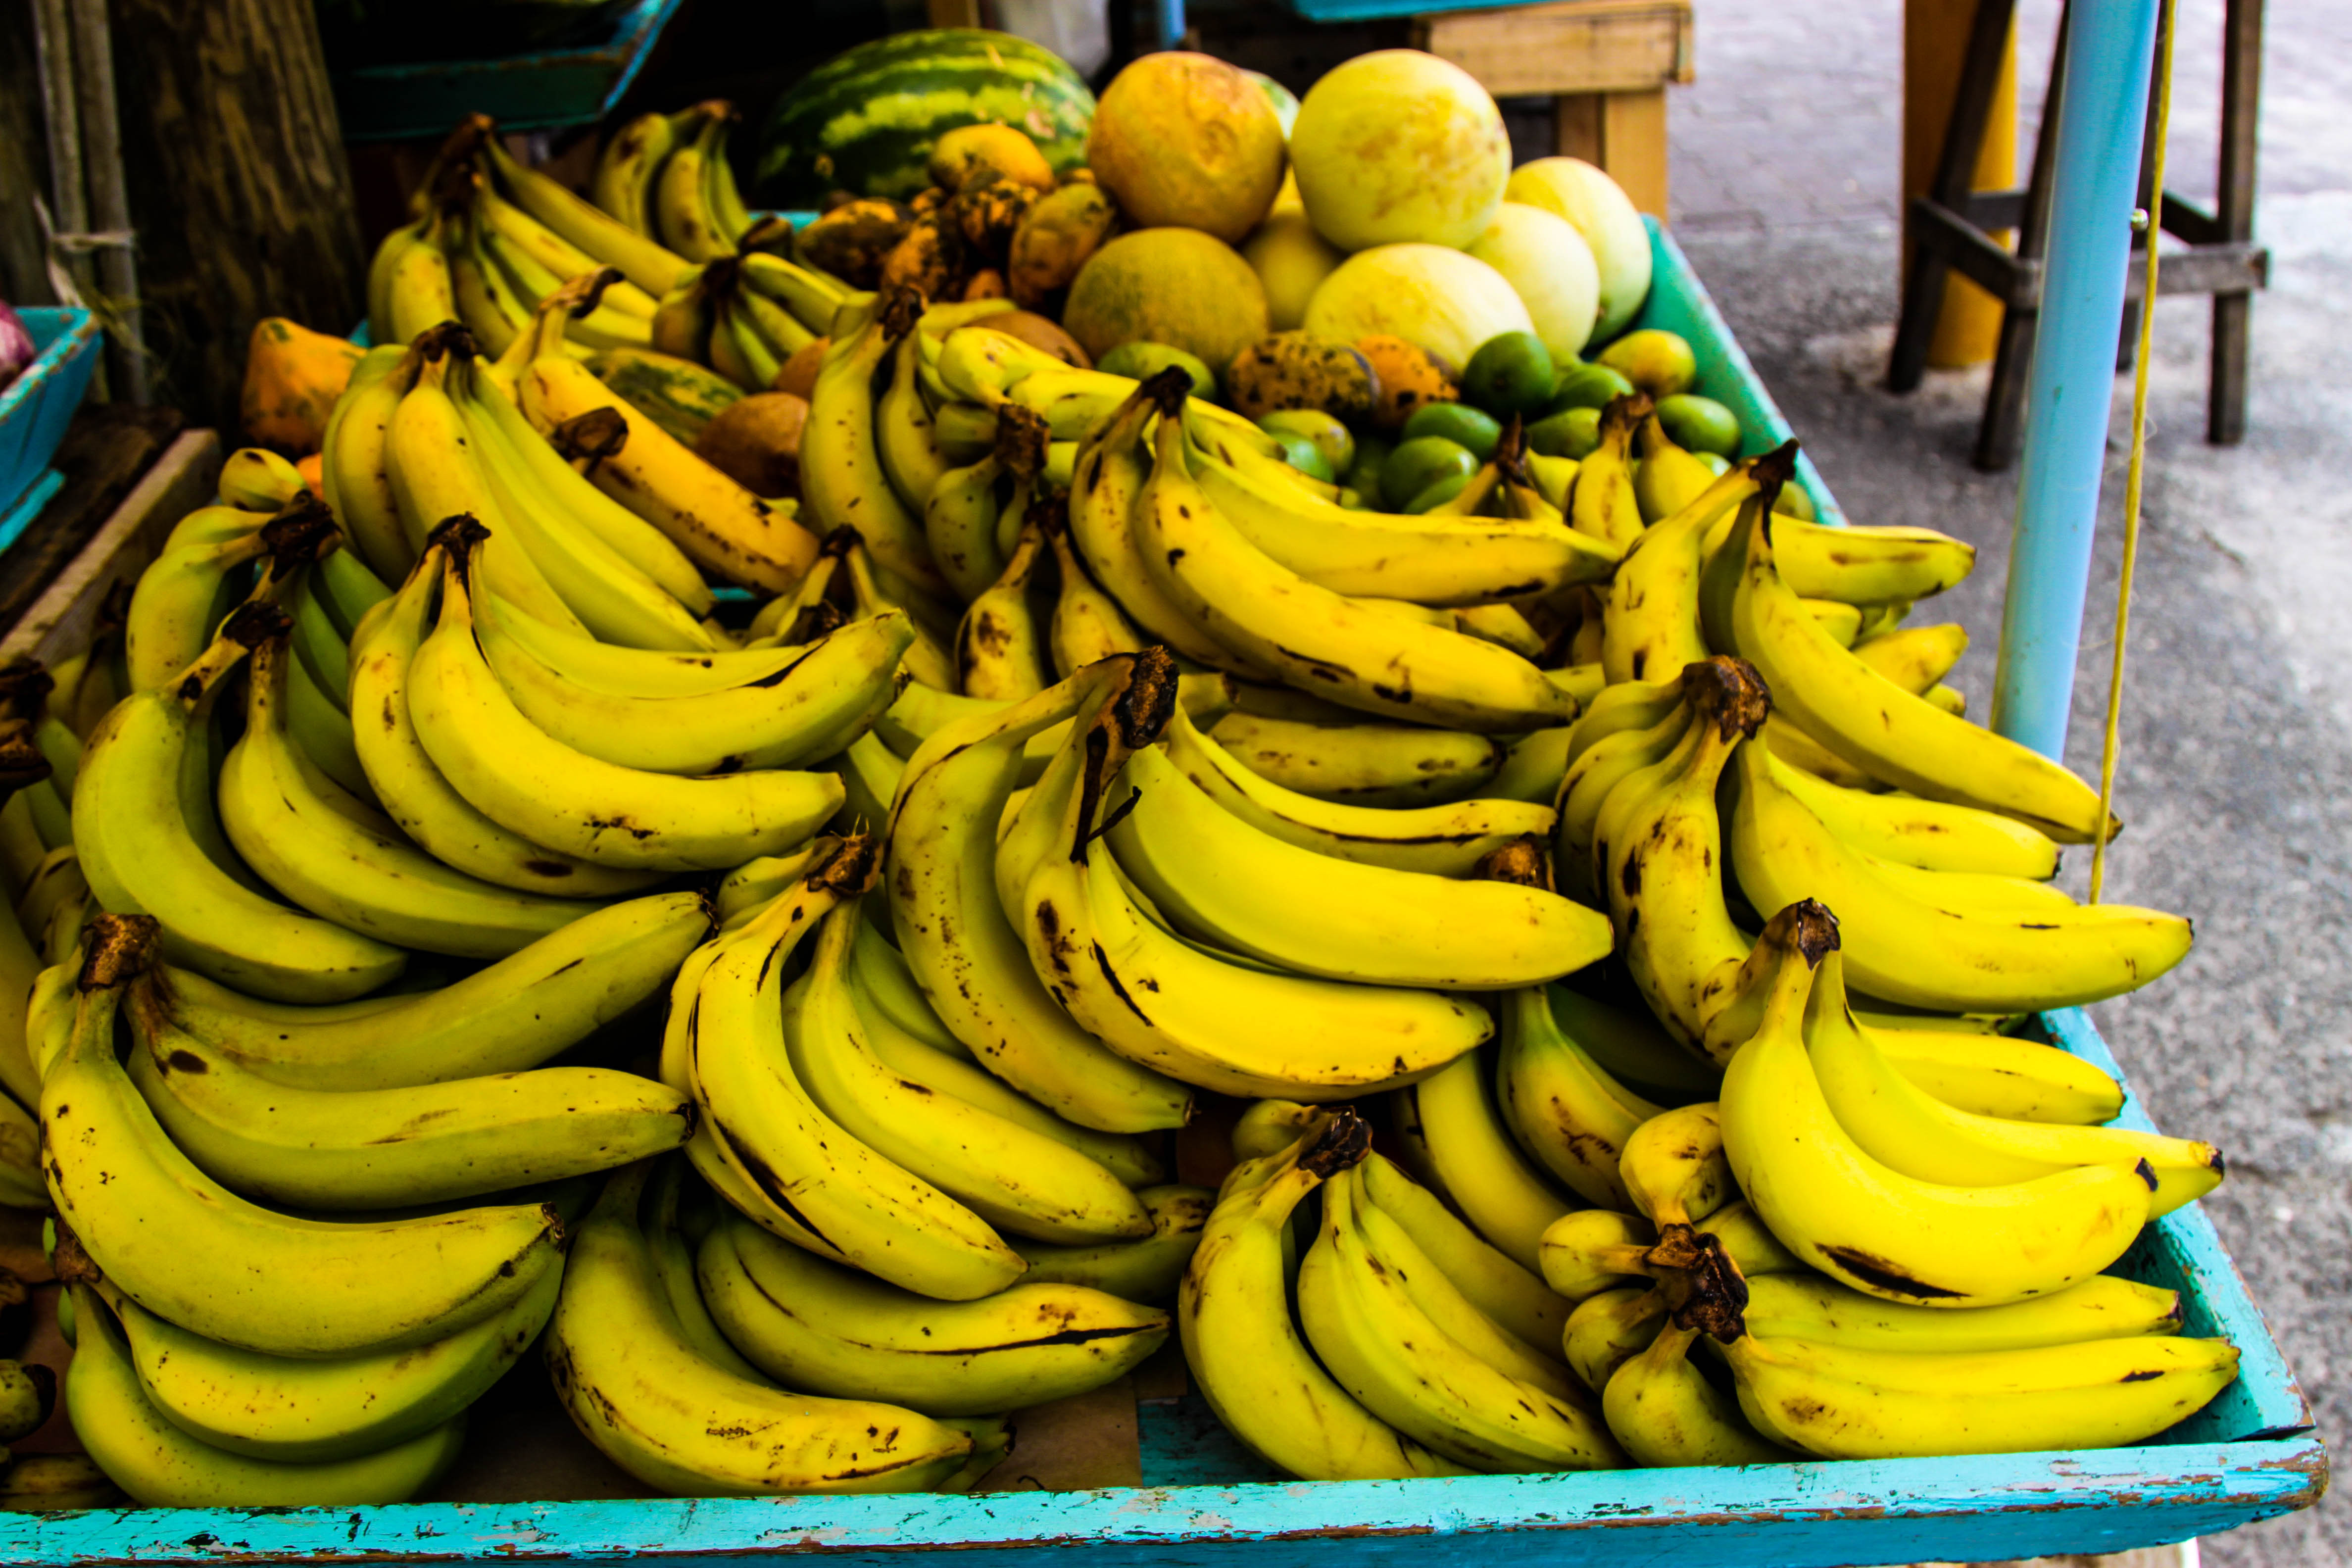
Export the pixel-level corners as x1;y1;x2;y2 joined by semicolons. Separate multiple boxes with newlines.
1289;50;1510;252
1086;52;1288;245
1062;228;1271;372
1303;243;1532;369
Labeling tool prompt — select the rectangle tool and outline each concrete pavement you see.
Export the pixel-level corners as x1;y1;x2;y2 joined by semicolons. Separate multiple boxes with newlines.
1668;2;2351;1561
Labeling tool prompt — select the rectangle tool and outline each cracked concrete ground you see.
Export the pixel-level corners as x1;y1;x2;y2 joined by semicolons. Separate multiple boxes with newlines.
1669;0;2350;1561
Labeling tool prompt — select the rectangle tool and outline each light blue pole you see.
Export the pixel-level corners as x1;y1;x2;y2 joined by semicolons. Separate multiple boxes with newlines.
1988;0;2161;759
1152;0;1186;49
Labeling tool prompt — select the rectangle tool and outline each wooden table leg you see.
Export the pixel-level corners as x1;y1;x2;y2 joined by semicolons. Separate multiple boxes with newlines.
1552;88;1667;219
2208;0;2263;444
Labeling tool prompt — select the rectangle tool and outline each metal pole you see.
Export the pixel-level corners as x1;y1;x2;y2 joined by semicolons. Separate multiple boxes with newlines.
1988;0;2161;758
1152;0;1185;50
69;0;147;404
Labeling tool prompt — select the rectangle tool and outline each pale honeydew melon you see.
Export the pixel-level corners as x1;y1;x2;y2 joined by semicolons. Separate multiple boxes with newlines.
1289;50;1511;252
1243;208;1346;332
1303;243;1534;370
1465;202;1602;362
1504;157;1653;342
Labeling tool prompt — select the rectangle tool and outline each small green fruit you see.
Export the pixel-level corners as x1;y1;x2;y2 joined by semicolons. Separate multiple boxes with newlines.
1268;431;1337;484
1461;330;1555;418
1405;472;1473;513
1595;329;1697;398
1527;406;1602;460
1381;436;1477;510
1655;392;1741;458
1096;340;1219;399
1401;402;1502;463
1548;362;1637;413
1258;409;1356;476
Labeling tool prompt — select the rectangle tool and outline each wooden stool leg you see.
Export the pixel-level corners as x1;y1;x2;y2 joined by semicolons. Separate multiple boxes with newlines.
1889;253;1957;393
1888;0;2020;393
2208;0;2264;444
1975;1;2069;469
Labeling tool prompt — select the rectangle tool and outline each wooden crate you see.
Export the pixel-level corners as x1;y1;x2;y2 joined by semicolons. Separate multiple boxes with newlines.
1413;0;1693;217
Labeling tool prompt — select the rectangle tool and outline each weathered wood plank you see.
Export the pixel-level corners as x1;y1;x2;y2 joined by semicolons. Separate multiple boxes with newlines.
0;426;218;664
1416;0;1692;98
104;0;365;430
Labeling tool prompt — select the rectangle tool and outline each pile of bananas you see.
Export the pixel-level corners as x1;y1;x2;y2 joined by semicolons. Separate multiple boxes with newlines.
0;150;2233;1507
366;109;846;404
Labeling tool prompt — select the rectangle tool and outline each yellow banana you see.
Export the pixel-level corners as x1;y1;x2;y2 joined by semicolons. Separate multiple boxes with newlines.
885;659;1194;1133
1392;1050;1573;1274
1802;958;2222;1216
1727;737;2190;1012
408;530;841;871
544;1164;975;1495
698;1214;1167;1414
47;920;563;1358
1593;658;1766;1056
1723;1330;2237;1459
1726;507;2114;842
956;520;1054;699
66;1286;466;1506
1164;702;1551;877
1179;1112;1467;1481
1716;900;2156;1308
1568;395;1648;548
802;293;946;596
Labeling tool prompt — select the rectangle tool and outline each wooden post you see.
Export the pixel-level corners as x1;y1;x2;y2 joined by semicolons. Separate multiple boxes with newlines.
1905;0;2017;367
1415;0;1691;222
102;0;367;432
1553;87;1669;218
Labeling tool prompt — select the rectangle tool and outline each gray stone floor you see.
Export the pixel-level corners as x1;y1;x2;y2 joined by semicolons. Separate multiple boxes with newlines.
1665;1;2351;1562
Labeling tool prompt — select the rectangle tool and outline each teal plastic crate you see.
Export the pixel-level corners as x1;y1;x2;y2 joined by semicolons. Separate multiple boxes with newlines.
329;0;683;143
35;224;2308;1567
0;306;101;548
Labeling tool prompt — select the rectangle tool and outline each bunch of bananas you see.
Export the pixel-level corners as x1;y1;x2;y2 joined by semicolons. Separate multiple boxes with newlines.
590;102;759;265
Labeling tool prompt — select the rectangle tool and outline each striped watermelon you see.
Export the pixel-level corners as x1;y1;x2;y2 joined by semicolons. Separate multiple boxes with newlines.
754;30;1096;208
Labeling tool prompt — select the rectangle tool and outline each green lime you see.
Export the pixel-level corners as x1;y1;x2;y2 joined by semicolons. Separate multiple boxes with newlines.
1596;329;1698;398
1404;472;1472;513
1655;393;1741;458
1774;480;1818;521
1258;409;1356;476
1268;431;1337;484
1527;406;1602;460
1461;331;1556;418
1096;340;1218;399
1345;431;1393;500
1380;437;1477;511
1694;450;1732;476
1548;362;1637;414
1401;402;1502;462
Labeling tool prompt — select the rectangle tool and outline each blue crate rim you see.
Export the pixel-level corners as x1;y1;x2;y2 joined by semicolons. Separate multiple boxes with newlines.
0;306;102;521
0;306;100;426
332;0;684;141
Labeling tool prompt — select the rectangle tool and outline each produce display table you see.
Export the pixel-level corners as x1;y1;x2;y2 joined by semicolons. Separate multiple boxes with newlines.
0;225;2317;1567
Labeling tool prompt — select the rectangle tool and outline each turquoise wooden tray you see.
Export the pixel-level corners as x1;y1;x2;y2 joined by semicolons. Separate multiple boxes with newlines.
32;220;2309;1567
329;0;683;143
